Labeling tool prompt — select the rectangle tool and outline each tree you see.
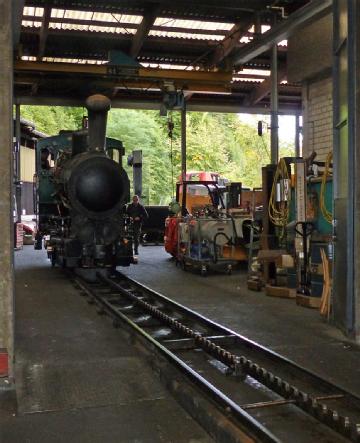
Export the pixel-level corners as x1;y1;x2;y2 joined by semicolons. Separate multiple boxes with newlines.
21;104;296;204
107;109;173;204
20;105;84;135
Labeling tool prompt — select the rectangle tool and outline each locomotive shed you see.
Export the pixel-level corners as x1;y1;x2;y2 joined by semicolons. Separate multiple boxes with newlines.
3;1;360;443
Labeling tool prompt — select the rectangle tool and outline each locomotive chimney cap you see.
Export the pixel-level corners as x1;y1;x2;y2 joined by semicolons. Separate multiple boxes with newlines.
85;94;111;112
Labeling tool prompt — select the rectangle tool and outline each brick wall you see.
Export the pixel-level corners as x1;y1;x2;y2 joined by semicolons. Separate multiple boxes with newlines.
302;76;333;161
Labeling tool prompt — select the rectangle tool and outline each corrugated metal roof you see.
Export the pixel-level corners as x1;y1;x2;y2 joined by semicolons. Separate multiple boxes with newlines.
152;17;232;41
51;9;143;24
242;68;270;77
21;56;37;61
141;62;195;70
42;57;107;64
240;35;251;44
232;78;264;84
21;7;285;45
22;20;42;28
149;30;224;41
23;8;231;41
154;17;233;31
22;55;108;64
49;22;136;34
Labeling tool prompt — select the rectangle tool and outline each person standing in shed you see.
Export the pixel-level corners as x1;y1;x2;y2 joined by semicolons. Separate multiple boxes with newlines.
127;195;149;255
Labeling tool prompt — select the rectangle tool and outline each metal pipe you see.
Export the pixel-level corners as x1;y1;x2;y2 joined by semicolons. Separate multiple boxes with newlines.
181;104;187;182
295;114;301;157
15;104;21;180
181;104;187;216
15;104;22;222
270;43;279;165
85;94;111;152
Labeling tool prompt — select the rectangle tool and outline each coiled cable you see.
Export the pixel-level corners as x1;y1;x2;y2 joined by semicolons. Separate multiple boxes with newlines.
268;158;291;235
320;151;333;224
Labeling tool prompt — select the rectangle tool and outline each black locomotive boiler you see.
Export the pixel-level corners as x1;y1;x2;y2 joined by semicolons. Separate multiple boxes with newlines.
35;94;135;270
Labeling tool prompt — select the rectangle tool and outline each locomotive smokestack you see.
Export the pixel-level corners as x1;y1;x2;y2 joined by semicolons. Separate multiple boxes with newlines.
85;94;111;151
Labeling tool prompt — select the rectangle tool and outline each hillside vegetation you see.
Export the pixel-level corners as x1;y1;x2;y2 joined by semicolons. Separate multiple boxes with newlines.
21;106;294;204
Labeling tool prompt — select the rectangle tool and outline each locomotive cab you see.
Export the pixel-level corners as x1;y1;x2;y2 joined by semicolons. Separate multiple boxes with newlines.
34;95;135;270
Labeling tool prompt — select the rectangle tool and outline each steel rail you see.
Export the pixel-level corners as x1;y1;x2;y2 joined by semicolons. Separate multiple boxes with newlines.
72;274;278;443
71;270;360;442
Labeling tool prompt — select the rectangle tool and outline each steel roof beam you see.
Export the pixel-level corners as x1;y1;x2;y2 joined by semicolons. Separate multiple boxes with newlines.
231;0;332;66
37;6;51;60
243;61;287;106
129;4;159;59
14;60;232;81
14;94;300;114
207;18;253;68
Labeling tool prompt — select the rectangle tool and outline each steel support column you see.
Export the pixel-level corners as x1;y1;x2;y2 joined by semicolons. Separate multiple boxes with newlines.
270;43;279;164
181;104;187;216
15;104;21;222
181;105;187;182
0;0;14;378
332;0;360;338
295;113;301;157
352;0;360;341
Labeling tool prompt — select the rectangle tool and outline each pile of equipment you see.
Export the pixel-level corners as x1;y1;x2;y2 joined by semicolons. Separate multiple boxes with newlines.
165;172;262;276
249;152;333;310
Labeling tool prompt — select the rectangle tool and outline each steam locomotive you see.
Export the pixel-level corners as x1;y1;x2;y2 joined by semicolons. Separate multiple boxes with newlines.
34;94;135;270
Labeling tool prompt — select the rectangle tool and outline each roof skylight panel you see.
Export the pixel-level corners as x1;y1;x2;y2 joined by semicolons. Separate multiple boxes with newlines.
154;17;233;31
64;10;94;20
149;30;224;41
51;9;66;18
23;7;44;17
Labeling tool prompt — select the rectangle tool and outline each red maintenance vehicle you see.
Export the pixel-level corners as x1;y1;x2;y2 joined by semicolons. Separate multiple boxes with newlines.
164;172;262;275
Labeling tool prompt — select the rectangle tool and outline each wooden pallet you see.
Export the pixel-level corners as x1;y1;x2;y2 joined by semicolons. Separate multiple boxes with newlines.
296;293;322;308
247;279;263;291
265;285;296;299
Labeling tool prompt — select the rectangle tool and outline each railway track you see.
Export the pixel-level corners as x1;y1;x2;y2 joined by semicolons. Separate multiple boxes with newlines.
70;270;360;443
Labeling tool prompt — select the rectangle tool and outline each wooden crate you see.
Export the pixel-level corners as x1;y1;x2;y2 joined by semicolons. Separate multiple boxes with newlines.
247;279;263;291
296;293;322;308
265;285;296;299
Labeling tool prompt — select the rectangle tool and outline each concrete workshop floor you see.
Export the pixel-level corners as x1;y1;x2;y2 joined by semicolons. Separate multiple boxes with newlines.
2;246;212;443
3;245;360;442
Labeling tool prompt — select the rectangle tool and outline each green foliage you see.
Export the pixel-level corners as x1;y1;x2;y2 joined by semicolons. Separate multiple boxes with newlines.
21;104;295;204
20;105;85;135
107;109;173;205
